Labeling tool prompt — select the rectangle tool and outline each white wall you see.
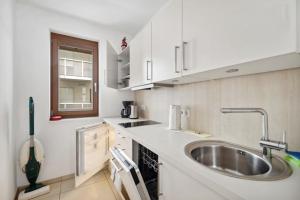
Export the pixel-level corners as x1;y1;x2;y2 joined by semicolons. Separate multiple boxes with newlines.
0;0;16;199
297;0;300;52
14;2;134;186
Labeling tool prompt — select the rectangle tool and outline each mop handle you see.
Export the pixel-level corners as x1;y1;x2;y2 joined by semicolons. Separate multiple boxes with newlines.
29;97;34;136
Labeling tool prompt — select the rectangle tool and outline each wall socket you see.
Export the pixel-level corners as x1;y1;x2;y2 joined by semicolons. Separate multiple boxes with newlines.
140;105;147;111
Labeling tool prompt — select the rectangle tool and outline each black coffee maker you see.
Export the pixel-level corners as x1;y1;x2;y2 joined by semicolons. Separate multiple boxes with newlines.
121;101;134;118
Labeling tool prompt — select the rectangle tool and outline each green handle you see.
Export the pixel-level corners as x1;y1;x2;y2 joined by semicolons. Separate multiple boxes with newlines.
29;97;34;135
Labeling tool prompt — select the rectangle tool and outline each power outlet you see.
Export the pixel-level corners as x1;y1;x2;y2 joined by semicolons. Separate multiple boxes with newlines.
140;105;147;111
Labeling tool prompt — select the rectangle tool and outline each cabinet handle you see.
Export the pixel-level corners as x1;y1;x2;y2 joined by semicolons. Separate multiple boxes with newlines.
182;41;188;71
106;136;109;154
174;46;180;73
146;60;152;80
158;162;163;198
104;69;106;85
111;158;123;172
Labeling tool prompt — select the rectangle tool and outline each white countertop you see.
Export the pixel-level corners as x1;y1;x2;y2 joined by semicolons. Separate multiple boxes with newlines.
104;117;300;200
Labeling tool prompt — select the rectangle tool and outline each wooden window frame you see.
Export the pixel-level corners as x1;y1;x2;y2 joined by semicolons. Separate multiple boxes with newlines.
51;33;99;118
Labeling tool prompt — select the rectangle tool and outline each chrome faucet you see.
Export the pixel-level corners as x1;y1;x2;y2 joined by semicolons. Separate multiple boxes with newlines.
220;108;288;158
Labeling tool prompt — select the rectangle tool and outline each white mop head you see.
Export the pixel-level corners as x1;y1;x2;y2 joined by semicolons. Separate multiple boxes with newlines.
18;185;50;200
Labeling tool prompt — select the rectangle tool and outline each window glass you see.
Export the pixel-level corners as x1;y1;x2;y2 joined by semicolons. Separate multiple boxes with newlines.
58;49;93;111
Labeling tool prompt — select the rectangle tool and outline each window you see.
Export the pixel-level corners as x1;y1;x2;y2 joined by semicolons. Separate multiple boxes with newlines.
51;33;98;118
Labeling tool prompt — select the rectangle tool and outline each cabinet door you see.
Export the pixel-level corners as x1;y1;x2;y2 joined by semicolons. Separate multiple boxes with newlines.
75;124;109;187
106;41;118;89
130;23;152;87
159;158;225;200
182;0;296;75
152;0;182;82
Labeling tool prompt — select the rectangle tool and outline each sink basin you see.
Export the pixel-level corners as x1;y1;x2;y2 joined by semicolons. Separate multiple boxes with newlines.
185;140;292;181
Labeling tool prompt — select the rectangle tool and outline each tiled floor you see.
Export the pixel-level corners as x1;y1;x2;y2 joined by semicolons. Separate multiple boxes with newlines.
31;169;117;200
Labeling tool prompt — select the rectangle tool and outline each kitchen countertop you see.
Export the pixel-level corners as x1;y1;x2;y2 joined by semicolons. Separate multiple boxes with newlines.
104;117;300;200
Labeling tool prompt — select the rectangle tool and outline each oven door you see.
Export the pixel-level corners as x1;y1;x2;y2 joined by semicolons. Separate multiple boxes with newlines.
110;147;151;200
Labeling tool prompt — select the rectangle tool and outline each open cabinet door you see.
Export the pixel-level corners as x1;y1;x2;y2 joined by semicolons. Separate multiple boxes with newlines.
75;123;109;187
106;41;119;89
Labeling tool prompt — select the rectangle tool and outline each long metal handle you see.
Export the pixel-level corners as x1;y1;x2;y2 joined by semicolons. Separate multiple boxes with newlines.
110;147;130;172
158;162;163;197
146;60;152;80
106;134;109;154
146;61;149;80
111;158;123;172
174;46;180;73
182;42;188;71
104;69;106;85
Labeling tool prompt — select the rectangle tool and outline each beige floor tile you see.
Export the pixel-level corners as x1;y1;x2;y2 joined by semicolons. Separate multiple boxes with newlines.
103;169;110;177
103;170;122;200
60;181;116;200
61;170;107;193
82;171;107;186
31;182;61;200
60;178;75;194
31;194;60;200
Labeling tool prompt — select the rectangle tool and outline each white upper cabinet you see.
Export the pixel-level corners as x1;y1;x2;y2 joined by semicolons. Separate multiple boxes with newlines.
152;0;182;82
182;0;297;75
130;23;152;87
129;0;299;86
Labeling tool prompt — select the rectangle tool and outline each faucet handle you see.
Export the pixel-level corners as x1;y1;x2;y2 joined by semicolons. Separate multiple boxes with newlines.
282;131;287;143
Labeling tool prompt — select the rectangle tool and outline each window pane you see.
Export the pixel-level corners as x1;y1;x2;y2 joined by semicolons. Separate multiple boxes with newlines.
58;48;93;111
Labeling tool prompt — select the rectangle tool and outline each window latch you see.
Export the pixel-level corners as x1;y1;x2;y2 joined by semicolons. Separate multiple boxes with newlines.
94;82;97;93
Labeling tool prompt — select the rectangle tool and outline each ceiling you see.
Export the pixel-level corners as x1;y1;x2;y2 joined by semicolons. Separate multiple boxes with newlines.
18;0;169;35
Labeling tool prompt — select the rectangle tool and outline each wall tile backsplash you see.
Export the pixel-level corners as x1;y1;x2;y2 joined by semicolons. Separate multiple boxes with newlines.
135;68;300;151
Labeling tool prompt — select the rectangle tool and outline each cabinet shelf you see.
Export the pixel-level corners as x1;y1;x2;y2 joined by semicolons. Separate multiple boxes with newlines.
106;42;130;89
118;86;131;91
121;62;130;69
121;75;130;79
119;46;129;57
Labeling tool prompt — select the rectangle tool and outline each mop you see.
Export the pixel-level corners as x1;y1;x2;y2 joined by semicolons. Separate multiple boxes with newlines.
18;97;50;200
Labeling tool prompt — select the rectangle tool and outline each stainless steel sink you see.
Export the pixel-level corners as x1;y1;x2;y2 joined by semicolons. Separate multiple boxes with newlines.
185;140;292;181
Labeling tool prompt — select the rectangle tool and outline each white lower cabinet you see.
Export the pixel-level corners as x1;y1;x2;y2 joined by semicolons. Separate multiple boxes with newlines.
114;129;132;159
158;158;226;200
